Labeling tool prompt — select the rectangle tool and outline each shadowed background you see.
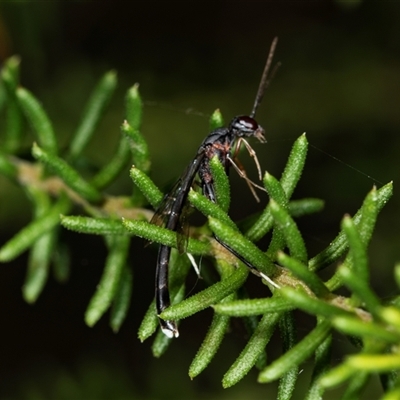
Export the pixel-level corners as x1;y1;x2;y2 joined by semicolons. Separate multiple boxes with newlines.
0;1;399;399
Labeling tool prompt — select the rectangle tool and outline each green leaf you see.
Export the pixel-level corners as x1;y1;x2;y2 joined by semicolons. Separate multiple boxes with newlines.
223;312;282;388
0;151;17;179
68;70;117;161
288;198;324;218
279;133;308;199
1;56;20;91
138;300;159;342
189;293;234;378
378;306;400;330
326;187;383;291
258;319;331;383
160;265;249;321
1;56;23;153
395;263;400;290
309;182;392;272
383;388;400;400
277;252;330;298
0;194;70;262
151;328;174;358
189;259;237;377
337;264;381;317
85;235;130;327
122;120;150;175
265;228;285;261
123;85;150;203
90;135;131;190
61;216;128;235
122;219;210;255
331;315;400;343
32;143;103;203
129;166;163;208
208;217;277;278
246;133;308;242
341;214;369;283
125;83;142;132
209;156;230;212
209;109;224;130
241;198;323;241
263;171;288;208
304;335;332;400
318;362;357;389
213;296;293;316
52;242;70;283
110;264;133;332
22;188;57;303
277;312;298;400
341;372;369;400
280;287;351;320
262;173;288;260
16;87;57;154
347;354;400;372
244;206;274;242
188;189;236;230
269;199;308;264
23;228;57;303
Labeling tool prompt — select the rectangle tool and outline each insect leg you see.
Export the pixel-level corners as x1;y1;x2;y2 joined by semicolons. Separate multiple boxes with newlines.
202;179;217;203
226;153;266;202
236;137;264;181
187;253;201;277
214;235;280;289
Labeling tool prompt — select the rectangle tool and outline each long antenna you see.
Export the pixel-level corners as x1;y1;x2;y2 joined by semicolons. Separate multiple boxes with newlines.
250;36;279;118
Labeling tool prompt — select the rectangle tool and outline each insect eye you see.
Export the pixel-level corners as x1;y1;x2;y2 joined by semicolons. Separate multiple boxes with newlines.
236;116;258;131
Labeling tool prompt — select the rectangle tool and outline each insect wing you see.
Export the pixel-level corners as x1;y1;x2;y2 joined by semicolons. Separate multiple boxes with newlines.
149;176;191;254
150;177;183;228
175;197;196;254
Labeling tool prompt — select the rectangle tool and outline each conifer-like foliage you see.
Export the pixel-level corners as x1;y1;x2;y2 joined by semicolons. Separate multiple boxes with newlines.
0;56;398;398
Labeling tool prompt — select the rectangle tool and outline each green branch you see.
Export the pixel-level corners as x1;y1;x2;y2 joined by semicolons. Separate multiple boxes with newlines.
0;55;397;398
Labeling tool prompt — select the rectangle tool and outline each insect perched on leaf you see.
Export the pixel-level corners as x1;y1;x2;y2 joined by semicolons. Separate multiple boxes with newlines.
151;37;280;338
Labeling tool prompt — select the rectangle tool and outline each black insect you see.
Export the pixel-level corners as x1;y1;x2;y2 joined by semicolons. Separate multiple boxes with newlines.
151;37;279;338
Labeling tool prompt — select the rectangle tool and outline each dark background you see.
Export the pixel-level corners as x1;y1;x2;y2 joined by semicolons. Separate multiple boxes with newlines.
0;1;399;399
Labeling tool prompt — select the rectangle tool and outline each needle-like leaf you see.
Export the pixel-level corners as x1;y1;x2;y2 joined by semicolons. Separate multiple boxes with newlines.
68;71;117;161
